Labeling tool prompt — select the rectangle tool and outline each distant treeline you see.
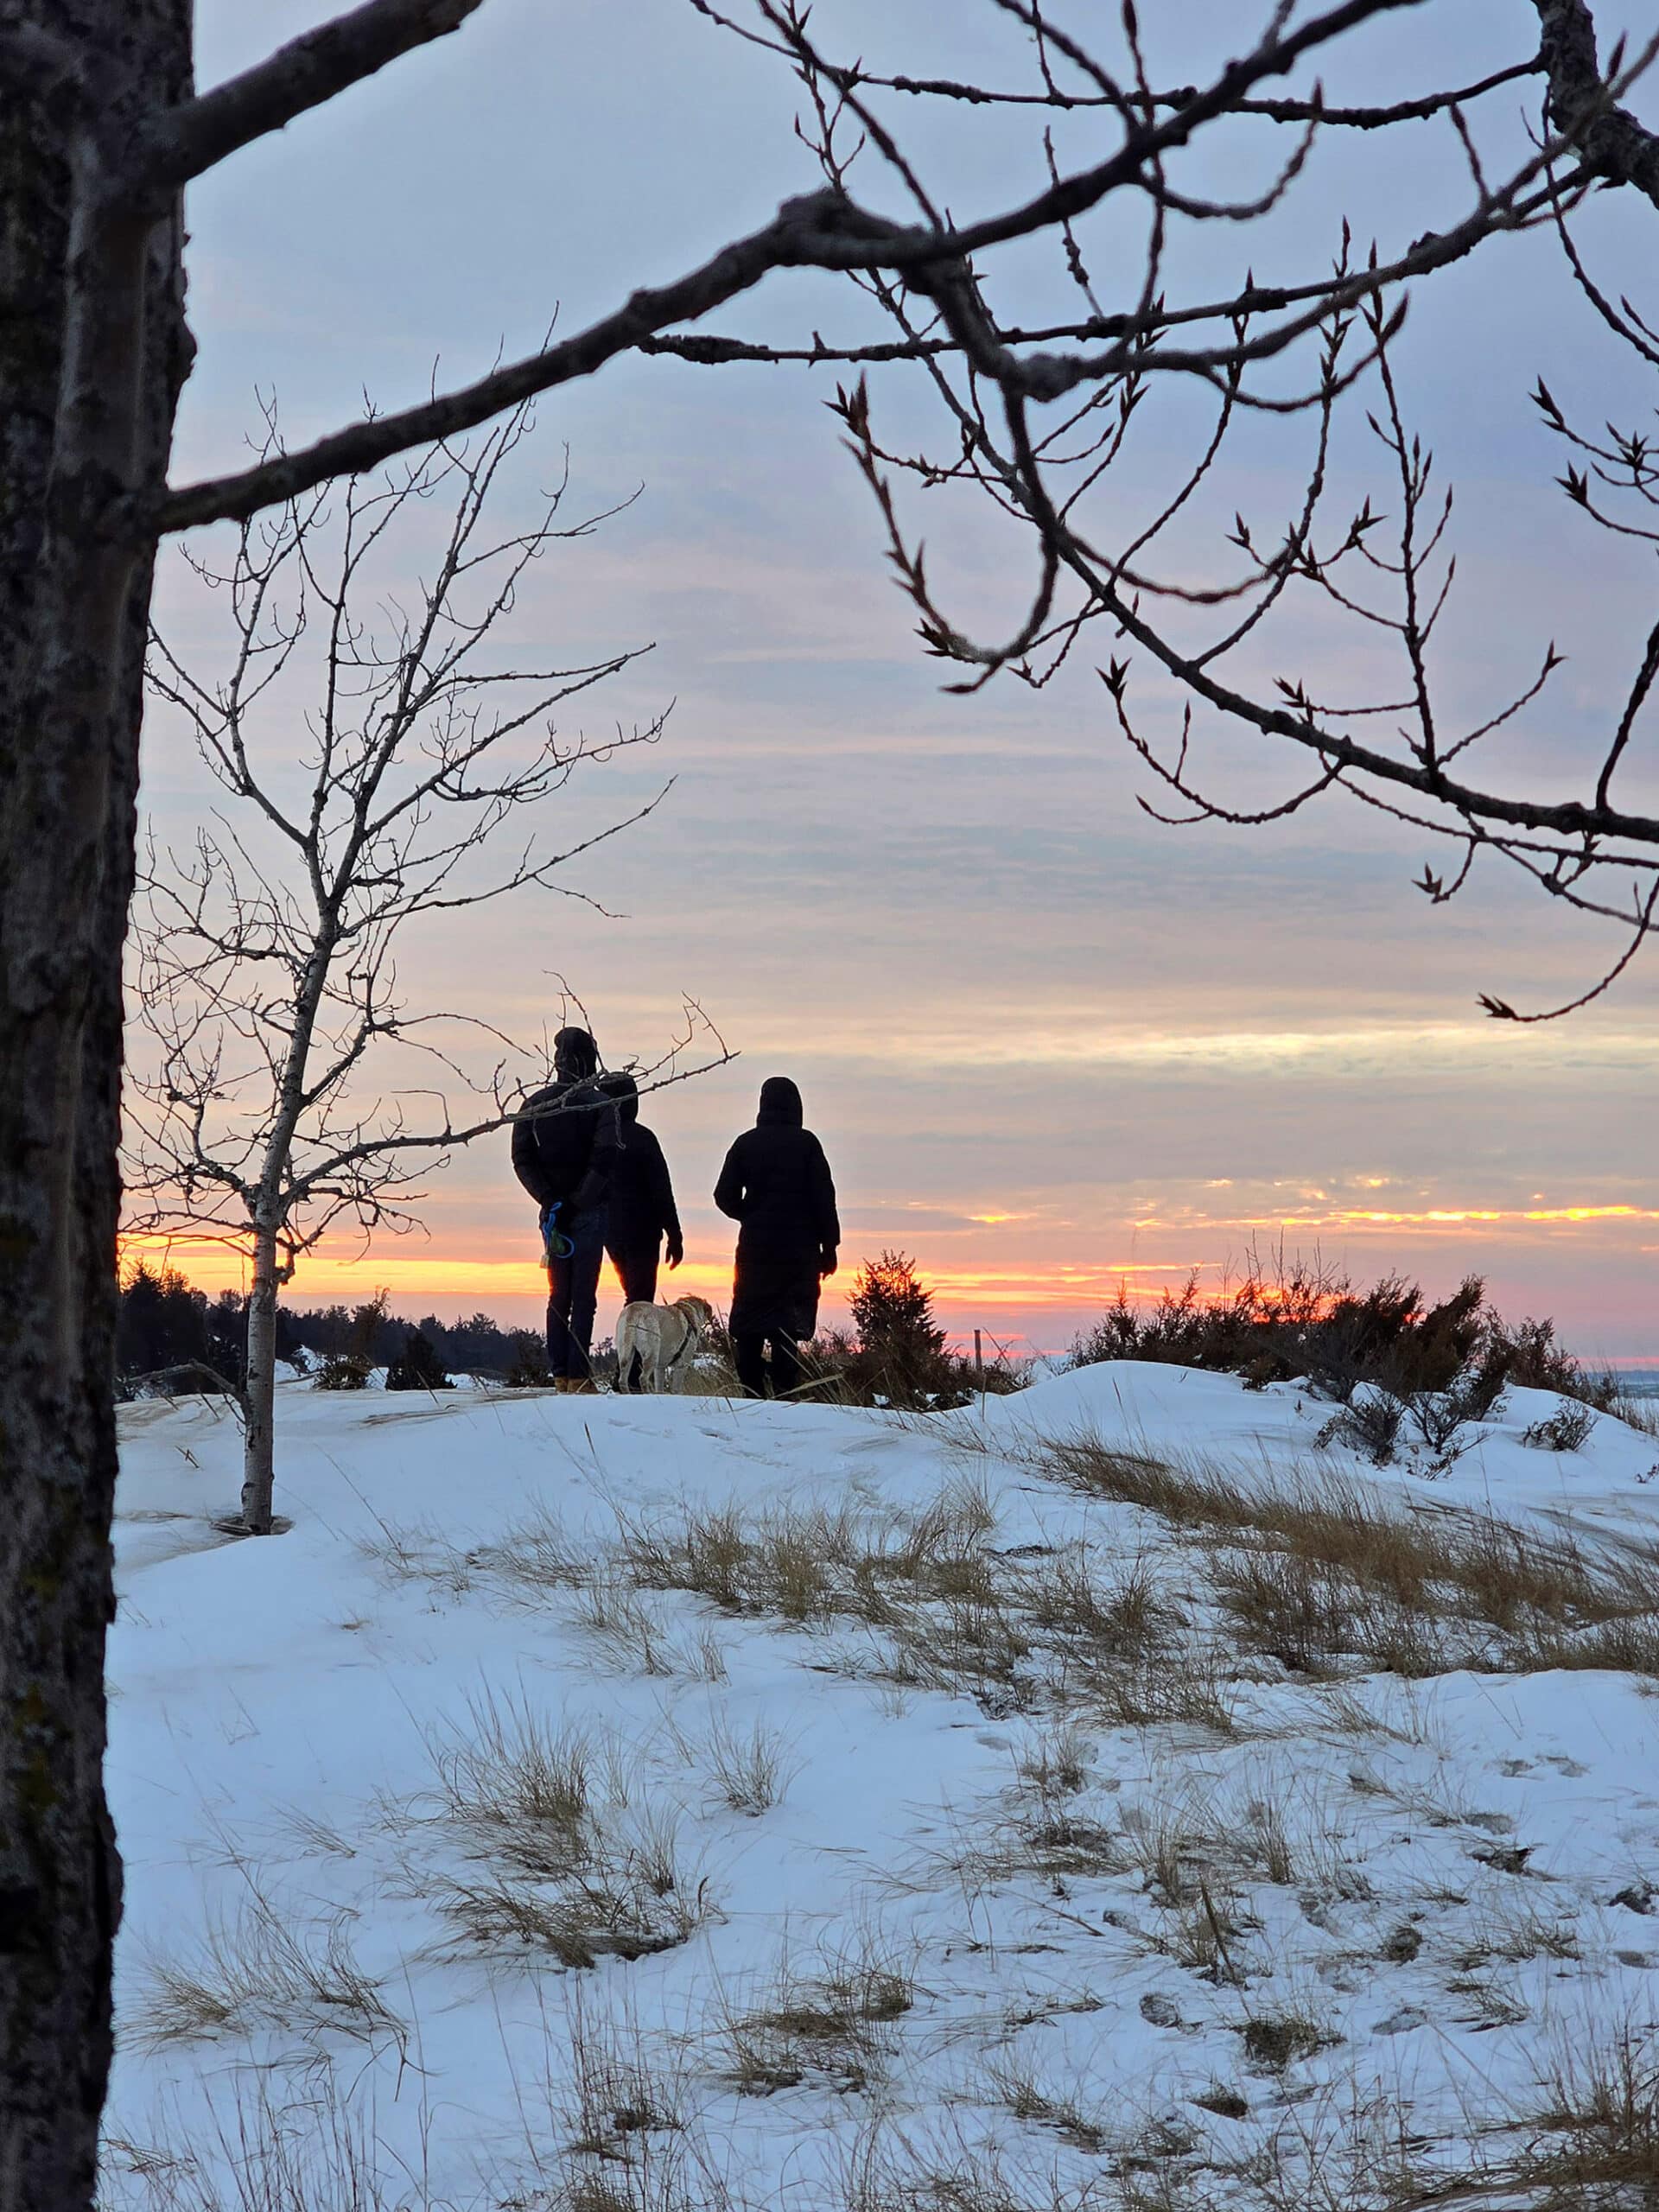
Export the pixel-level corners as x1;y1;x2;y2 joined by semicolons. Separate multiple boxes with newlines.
117;1262;538;1389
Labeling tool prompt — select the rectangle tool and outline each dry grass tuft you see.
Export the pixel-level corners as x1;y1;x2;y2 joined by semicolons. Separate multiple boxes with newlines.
1088;1648;1239;1736
982;2056;1112;2154
721;1945;916;2095
1162;1883;1249;1984
423;1690;594;1876
616;1497;852;1619
352;1514;475;1596
1024;1554;1171;1662
1241;1795;1296;1887
557;1992;686;2165
132;1893;404;2056
696;1712;797;1816
1038;1431;1659;1682
1528;2024;1659;2200
406;1693;714;1967
100;2074;429;2212
423;1810;711;1970
1211;1546;1450;1680
480;1503;590;1593
1014;1719;1093;1799
1237;2009;1338;2070
611;1487;1049;1712
1615;1392;1659;1441
881;1587;1034;1708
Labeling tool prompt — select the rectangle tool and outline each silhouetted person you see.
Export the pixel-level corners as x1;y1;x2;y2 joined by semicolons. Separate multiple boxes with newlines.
511;1026;621;1390
715;1075;839;1399
601;1071;684;1389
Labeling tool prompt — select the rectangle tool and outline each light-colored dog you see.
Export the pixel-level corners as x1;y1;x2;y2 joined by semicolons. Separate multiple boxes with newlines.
613;1295;716;1394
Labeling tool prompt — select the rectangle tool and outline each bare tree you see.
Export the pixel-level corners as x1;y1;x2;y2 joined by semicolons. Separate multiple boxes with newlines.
127;402;690;1534
3;2;1657;2198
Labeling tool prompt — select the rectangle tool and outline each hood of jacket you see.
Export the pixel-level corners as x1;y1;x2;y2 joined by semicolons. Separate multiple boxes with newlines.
553;1026;600;1082
756;1075;804;1128
601;1071;640;1128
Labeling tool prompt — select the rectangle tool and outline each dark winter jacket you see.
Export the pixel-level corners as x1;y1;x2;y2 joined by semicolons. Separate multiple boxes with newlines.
600;1074;683;1262
714;1077;840;1339
512;1033;623;1219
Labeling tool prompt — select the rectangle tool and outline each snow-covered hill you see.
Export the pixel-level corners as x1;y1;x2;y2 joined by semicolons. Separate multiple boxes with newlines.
103;1366;1659;2209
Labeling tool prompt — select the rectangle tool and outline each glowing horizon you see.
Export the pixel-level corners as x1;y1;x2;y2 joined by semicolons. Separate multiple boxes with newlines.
120;1163;1659;1360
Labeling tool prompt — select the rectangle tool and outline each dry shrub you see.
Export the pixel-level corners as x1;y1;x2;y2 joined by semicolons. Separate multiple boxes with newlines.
1066;1259;1616;1429
1522;1403;1599;1452
1316;1390;1403;1466
1066;1259;1484;1402
1481;1313;1618;1410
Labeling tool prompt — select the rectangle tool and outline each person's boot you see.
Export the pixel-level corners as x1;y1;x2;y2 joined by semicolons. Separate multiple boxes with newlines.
554;1376;573;1394
568;1375;598;1396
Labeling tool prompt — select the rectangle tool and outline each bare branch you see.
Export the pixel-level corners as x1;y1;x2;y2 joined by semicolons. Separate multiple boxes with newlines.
130;0;483;194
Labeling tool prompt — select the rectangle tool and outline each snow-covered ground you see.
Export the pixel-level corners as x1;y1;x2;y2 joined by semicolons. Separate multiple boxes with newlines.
103;1365;1659;2209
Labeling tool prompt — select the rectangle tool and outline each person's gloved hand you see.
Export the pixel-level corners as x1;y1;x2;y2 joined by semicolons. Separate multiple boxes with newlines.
665;1232;684;1270
819;1245;838;1279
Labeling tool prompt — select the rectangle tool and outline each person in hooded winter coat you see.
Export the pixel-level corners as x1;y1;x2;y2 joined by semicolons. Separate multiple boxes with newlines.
714;1076;839;1398
511;1026;623;1389
600;1072;684;1389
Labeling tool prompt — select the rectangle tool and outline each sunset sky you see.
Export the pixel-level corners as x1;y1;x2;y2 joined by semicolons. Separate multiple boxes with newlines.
134;1;1659;1361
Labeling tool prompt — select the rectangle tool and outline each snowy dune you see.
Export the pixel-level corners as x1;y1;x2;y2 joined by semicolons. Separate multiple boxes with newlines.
104;1365;1659;2209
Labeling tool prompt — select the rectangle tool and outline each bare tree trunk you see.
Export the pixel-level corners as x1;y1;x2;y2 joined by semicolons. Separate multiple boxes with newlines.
0;8;190;2204
240;1222;282;1535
